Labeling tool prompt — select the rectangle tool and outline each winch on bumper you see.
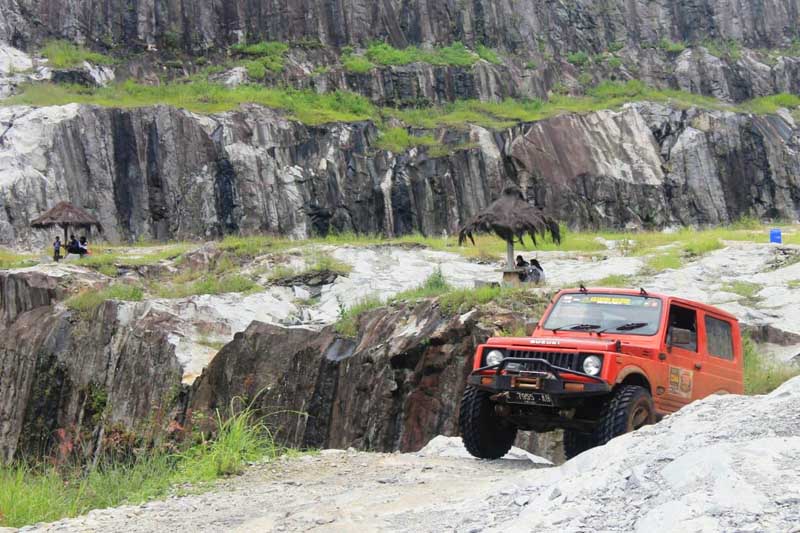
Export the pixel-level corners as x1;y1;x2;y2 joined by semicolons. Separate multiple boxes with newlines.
467;357;611;407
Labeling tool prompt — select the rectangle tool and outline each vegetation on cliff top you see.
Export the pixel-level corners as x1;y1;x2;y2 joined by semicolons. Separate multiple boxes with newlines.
7;79;799;135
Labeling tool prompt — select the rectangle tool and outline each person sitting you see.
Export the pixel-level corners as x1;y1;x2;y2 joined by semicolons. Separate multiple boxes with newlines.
79;236;89;256
527;259;546;284
516;255;530;281
67;235;82;256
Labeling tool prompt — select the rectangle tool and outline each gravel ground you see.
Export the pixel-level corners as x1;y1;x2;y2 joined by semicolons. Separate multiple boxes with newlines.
21;448;547;533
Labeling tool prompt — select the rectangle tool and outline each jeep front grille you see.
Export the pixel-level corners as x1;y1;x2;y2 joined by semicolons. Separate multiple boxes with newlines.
505;350;598;373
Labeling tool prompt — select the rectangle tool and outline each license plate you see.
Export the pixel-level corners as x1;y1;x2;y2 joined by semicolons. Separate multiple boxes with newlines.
507;391;552;405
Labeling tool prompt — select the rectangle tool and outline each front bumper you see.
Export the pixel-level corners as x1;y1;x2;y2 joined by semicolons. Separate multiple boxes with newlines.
467;357;611;407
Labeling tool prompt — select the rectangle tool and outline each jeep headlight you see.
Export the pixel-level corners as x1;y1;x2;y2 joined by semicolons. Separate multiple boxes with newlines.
485;350;505;367
582;355;602;376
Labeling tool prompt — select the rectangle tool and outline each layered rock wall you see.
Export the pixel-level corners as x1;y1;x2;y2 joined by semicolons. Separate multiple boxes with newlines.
1;102;798;248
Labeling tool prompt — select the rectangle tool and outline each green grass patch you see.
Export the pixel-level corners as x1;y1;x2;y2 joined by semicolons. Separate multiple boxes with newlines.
659;38;687;54
65;284;144;313
741;93;800;114
567;51;590;66
154;274;260;299
41;40;115;69
334;296;384;337
592;274;635;288
232;41;289;76
0;248;37;269
365;41;478;67
7;82;379;125
393;268;452;302
80;243;191;272
702;38;742;61
375;127;439;152
682;235;724;256
788;280;800;289
645;250;683;271
476;45;502;64
743;336;800;395
342;53;375;73
721;281;763;303
0;400;286;528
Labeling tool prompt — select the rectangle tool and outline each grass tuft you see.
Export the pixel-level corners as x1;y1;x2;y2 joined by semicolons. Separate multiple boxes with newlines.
65;284;144;313
334;296;383;337
743;336;800;395
41;40;115;69
0;398;287;528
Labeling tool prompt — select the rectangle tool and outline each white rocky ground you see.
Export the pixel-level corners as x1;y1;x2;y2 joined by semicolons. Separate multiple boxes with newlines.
21;376;800;533
35;238;800;383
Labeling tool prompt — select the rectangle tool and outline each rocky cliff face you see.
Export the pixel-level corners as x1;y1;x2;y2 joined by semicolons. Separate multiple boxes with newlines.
0;269;184;462
189;297;563;460
2;101;798;247
3;0;798;53
3;1;800;104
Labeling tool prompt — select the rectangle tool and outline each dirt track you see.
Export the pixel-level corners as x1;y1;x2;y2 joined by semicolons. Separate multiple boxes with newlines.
26;449;545;533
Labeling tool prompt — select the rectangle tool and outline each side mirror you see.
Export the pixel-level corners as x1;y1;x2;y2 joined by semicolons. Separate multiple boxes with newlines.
669;327;694;346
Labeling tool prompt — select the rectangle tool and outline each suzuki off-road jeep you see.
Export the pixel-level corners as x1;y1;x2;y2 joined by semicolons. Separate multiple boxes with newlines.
459;288;744;459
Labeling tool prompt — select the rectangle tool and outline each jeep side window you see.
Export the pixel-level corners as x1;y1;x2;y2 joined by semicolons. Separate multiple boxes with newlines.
705;316;734;361
667;305;697;352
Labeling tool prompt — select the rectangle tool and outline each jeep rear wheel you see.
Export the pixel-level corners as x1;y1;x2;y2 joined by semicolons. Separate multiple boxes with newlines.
596;385;656;445
459;386;518;459
563;430;596;459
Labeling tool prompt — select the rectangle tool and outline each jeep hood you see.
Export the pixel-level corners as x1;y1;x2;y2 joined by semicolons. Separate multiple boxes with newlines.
486;336;619;352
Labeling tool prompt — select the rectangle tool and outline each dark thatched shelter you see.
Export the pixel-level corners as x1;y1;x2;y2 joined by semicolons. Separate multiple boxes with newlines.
30;202;102;243
459;185;561;271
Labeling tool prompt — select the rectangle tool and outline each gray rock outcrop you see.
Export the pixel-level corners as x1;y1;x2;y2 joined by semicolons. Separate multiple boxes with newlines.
189;297;563;461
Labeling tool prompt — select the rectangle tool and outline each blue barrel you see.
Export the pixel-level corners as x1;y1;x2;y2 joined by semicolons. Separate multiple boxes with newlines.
770;228;783;244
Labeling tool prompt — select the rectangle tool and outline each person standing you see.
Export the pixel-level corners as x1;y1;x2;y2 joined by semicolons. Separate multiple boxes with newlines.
53;236;62;262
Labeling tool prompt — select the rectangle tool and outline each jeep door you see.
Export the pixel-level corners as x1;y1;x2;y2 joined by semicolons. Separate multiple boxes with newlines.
696;312;743;395
658;302;702;412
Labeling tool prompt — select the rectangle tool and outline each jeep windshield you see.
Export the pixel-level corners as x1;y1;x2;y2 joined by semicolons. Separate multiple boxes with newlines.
543;293;663;336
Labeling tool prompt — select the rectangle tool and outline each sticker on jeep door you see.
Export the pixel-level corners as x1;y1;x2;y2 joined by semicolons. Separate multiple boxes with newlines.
669;367;693;398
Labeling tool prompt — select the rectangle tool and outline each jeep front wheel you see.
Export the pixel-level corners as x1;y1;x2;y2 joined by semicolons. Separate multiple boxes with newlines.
459;386;518;459
563;430;597;459
595;385;656;445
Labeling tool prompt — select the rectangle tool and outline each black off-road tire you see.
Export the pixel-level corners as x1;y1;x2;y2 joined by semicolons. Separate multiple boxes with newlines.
459;386;518;459
563;430;597;459
595;385;656;445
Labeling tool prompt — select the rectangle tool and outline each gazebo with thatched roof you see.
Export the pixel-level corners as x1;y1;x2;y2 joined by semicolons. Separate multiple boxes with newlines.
459;185;561;285
30;202;102;243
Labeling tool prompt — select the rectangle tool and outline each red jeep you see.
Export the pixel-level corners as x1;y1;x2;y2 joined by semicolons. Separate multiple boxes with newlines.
459;287;743;459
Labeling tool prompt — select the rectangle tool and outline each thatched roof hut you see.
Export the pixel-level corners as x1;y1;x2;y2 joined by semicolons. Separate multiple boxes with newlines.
459;185;561;270
30;202;102;242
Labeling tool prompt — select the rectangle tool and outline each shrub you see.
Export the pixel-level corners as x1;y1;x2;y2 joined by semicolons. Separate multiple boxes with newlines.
743;336;800;395
41;40;115;69
342;54;375;73
567;51;590;66
375;127;439;152
659;38;687;54
231;41;290;73
476;44;502;64
607;56;623;69
0;397;285;528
